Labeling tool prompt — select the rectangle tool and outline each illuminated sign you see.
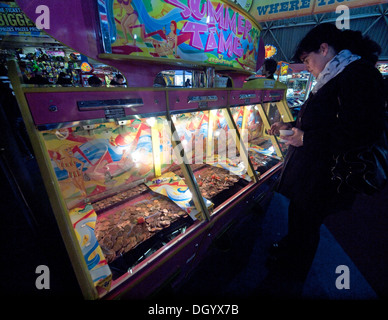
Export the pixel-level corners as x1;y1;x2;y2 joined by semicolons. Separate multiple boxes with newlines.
265;45;277;59
81;62;93;72
0;2;41;36
100;0;261;72
277;61;289;75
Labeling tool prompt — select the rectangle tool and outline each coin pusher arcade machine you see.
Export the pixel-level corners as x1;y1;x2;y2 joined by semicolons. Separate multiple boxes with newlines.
11;0;293;299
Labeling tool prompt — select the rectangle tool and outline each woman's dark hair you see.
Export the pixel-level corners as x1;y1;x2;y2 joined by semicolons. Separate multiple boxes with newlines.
293;23;381;64
88;75;102;87
153;73;166;87
264;58;278;75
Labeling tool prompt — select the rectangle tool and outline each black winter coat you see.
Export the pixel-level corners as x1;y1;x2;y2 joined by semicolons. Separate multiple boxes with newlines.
277;59;385;210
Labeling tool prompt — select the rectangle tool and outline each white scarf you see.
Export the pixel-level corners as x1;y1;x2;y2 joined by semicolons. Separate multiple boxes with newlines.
312;49;361;94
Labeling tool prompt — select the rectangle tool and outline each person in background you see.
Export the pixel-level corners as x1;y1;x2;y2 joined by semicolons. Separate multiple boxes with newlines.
110;74;126;86
0;63;34;160
28;71;50;85
56;72;72;86
153;73;166;87
261;58;278;79
383;75;388;109
87;75;102;87
265;23;385;291
245;58;279;83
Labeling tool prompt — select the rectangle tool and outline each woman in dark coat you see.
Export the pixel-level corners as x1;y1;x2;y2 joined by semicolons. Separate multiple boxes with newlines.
267;23;385;280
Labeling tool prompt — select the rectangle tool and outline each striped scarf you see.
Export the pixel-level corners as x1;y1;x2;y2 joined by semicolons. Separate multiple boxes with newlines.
312;49;361;94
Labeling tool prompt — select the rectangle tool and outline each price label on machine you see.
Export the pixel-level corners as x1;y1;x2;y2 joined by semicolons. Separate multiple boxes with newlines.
104;108;125;119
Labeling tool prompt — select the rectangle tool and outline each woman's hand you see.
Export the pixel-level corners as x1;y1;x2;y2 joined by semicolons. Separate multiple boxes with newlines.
267;121;292;135
281;127;304;147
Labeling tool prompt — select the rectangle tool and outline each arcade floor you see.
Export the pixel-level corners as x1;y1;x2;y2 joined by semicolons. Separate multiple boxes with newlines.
163;188;388;301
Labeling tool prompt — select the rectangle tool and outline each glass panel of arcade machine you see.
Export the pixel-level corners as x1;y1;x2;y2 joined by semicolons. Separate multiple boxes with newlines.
230;104;283;175
170;109;254;214
40;116;203;280
264;102;290;156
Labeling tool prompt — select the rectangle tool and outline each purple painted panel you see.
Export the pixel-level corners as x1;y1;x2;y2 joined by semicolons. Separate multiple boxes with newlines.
25;90;167;125
263;90;284;102
229;89;263;105
15;0;172;87
168;90;228;112
15;0;253;88
16;0;101;59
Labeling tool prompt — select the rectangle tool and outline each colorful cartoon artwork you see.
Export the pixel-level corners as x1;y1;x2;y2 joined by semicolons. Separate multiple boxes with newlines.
231;106;279;159
52;141;88;197
68;204;112;291
265;44;277;59
42;118;160;209
150;20;179;58
146;172;213;220
172;110;250;179
116;0;139;45
248;145;275;157
101;0;260;71
231;106;262;141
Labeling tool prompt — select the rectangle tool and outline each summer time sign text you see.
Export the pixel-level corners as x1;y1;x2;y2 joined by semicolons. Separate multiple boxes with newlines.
100;0;261;72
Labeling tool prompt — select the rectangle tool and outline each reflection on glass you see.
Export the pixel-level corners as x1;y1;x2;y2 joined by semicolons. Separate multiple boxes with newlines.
41;116;203;281
171;110;252;212
231;105;282;174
